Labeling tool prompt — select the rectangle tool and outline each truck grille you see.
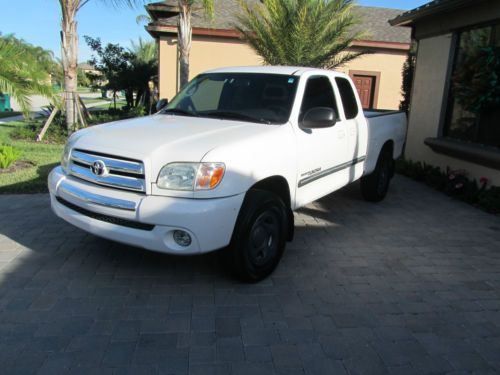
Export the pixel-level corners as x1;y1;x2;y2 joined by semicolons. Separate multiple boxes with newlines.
69;149;146;193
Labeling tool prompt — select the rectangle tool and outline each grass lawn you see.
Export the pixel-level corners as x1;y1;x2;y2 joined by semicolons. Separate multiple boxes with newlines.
81;97;109;105
91;99;127;110
0;105;145;194
0;111;21;119
77;86;93;93
0;120;63;194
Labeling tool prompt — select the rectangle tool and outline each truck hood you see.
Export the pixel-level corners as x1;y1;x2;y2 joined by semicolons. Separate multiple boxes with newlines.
72;114;276;174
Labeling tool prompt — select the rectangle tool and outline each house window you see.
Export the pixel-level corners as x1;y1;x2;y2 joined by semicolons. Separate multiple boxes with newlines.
444;23;500;149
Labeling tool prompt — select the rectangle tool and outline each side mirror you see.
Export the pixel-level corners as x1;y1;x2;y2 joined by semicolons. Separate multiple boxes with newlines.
156;98;169;112
301;107;337;129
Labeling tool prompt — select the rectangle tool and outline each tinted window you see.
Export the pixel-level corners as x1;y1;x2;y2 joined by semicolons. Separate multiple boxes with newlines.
443;23;500;148
191;79;224;111
336;77;359;119
165;73;299;124
300;76;338;118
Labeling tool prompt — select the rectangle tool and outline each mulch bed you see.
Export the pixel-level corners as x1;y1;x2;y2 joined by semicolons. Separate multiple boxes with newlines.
0;160;36;174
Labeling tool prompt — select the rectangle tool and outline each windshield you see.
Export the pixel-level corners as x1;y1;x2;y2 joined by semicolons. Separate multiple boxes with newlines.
163;73;299;124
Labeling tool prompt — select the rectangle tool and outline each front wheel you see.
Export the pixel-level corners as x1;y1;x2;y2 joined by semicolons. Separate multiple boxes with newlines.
361;149;394;202
225;189;288;282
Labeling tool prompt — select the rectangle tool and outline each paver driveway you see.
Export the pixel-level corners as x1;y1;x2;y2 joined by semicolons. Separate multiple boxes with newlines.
1;176;500;375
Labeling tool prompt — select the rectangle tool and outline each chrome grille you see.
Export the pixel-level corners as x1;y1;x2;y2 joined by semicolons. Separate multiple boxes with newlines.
69;150;146;193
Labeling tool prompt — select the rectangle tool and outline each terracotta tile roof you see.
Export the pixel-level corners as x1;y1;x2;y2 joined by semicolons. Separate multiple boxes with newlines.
148;0;411;44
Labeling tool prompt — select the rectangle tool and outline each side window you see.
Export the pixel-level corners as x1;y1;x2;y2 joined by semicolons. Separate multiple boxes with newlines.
335;77;359;119
300;76;338;118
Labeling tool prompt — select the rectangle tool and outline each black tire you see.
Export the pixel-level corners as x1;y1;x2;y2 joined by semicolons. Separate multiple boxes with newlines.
361;148;394;202
225;189;288;282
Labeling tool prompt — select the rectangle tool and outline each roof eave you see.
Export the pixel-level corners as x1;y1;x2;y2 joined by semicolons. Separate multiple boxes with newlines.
389;0;479;27
146;24;410;51
146;2;180;21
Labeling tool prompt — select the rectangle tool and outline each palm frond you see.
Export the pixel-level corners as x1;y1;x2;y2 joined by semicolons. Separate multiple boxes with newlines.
0;37;56;117
235;0;368;69
90;0;146;9
136;14;151;25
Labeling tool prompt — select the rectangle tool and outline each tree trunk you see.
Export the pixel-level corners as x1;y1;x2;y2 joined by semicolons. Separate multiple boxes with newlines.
61;8;78;132
178;2;192;89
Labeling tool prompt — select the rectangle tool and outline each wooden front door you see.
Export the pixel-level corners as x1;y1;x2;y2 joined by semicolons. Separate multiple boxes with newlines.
352;75;375;109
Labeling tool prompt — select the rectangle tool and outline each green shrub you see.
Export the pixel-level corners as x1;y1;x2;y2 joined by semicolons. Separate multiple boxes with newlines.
10;120;68;144
397;158;499;214
0;145;21;169
477;186;500;214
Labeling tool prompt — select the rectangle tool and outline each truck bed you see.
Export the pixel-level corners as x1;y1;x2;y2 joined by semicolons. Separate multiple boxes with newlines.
363;110;407;175
364;109;405;118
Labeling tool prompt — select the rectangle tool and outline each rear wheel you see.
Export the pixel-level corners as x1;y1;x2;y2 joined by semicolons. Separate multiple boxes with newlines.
225;189;288;282
361;148;394;202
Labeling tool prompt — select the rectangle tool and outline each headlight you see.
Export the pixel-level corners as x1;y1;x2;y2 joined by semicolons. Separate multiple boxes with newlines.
157;162;225;191
61;143;71;173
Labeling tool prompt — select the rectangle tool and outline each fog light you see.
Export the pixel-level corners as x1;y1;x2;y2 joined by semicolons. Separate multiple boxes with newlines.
173;230;192;247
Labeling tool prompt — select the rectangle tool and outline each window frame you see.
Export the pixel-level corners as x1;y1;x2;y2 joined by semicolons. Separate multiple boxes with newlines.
426;20;500;170
335;77;360;120
440;21;500;142
299;75;339;122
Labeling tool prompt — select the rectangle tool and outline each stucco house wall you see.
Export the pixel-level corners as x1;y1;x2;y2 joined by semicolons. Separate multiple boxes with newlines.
336;50;408;110
392;0;500;185
157;35;408;110
148;1;411;111
158;35;262;100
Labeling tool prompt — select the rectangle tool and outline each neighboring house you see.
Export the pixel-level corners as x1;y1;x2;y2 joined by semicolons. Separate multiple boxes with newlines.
146;0;411;110
78;63;99;76
391;0;500;185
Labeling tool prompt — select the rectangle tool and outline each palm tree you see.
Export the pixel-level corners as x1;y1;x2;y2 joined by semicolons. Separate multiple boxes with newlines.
136;14;151;25
0;36;55;117
236;0;367;69
129;37;157;64
128;38;158;109
58;0;144;131
177;0;215;88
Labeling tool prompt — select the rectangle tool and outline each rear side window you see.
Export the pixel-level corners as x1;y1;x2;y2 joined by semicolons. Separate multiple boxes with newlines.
335;77;359;119
300;76;338;118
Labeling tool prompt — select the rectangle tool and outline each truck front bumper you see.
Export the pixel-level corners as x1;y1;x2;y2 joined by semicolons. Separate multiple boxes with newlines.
48;167;244;255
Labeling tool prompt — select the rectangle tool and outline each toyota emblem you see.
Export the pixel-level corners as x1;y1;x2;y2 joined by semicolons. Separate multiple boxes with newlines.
91;160;107;176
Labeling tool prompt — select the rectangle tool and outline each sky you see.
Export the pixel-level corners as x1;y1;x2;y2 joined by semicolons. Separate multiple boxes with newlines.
1;0;429;62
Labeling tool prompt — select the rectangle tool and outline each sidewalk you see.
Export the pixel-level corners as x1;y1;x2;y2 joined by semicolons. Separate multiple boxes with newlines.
0;101;112;124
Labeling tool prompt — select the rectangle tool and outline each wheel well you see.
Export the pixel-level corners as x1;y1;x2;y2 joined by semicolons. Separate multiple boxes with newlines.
381;140;395;176
250;176;294;241
381;140;394;158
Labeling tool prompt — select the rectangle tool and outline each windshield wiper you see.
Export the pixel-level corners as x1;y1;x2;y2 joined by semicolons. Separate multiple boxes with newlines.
203;111;271;125
161;108;198;117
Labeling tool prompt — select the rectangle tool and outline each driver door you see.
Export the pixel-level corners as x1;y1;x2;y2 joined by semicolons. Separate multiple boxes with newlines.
294;75;351;207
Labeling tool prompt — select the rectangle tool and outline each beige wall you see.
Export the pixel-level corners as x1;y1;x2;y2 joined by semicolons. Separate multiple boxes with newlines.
158;36;179;100
336;50;407;110
405;34;500;185
158;35;407;109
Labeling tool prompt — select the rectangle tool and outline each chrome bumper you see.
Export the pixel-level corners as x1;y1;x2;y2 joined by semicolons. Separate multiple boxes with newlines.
59;182;137;211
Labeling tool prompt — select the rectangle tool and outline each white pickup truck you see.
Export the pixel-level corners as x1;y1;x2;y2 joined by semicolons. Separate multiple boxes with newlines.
49;66;406;281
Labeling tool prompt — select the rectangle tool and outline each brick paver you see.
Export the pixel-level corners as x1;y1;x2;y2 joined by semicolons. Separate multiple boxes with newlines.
1;176;499;374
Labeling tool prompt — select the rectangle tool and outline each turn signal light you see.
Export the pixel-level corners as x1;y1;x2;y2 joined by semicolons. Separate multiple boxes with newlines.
195;163;225;190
